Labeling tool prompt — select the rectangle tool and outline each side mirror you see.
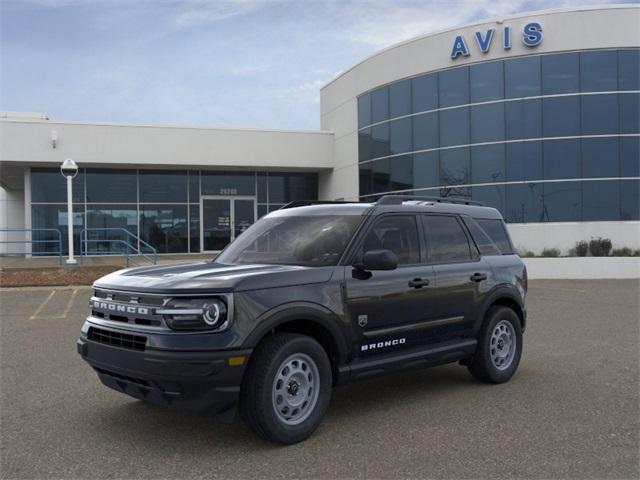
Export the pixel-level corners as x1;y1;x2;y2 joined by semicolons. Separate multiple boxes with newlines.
358;249;398;271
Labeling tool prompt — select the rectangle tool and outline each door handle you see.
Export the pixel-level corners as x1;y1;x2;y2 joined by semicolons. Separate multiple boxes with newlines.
470;272;488;282
408;278;430;288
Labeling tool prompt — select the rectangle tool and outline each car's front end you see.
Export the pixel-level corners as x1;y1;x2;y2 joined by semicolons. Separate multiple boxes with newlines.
77;284;251;419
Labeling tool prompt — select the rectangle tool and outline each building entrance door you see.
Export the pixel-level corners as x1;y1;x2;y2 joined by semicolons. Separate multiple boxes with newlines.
201;196;255;252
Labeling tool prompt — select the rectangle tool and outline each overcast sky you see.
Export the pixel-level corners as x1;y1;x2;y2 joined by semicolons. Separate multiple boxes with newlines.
1;0;635;130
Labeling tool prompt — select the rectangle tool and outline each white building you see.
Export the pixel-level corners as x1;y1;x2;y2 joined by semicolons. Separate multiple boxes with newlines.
1;5;638;257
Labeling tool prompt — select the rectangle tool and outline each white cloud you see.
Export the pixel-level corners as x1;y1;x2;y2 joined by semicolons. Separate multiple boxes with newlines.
172;0;281;28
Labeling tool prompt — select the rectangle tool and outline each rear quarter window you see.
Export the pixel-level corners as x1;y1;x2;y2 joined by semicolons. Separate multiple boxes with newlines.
476;218;514;254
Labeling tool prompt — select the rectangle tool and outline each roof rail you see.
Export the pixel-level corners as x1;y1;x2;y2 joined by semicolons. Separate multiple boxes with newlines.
279;200;360;209
376;194;484;206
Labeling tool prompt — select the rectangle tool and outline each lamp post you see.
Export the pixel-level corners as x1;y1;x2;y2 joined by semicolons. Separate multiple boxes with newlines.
60;158;78;265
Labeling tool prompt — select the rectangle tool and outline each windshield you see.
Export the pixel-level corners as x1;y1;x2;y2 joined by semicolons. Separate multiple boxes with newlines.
216;215;363;266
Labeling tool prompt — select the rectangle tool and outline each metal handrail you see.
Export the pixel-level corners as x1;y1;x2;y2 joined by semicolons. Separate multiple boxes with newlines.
0;228;63;264
79;228;157;266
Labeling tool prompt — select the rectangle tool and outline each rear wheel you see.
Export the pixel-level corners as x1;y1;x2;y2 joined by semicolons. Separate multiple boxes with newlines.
468;306;522;383
240;333;332;444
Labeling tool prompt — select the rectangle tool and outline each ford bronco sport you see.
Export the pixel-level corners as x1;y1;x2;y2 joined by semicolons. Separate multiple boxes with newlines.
78;195;527;444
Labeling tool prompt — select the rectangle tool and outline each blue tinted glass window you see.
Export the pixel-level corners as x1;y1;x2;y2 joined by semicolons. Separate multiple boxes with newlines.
582;138;619;178
139;170;187;203
389;79;411;118
621;180;639;220
32;204;84;255
86;169;136;203
257;172;267;203
505;56;541;98
439;67;469;108
543;182;581;222
619;49;640;91
621;137;640;177
542;96;580;137
470;103;504;143
506;142;543;181
267;173;317;204
470;61;504;102
505;183;543;223
389;117;412;155
472;184;505;214
440;107;469;147
372;159;391;192
358;94;371;128
140;205;188;253
86;204;137;254
371;123;390;158
583;180;620;221
505;99;542;140
414;151;439;189
412;74;438;112
581;94;619;135
440;148;470;186
412;112;439;151
189;171;200;203
620;93;639;134
31;168;85;203
581;51;618;92
359;163;373;197
544;139;580;179
471;144;505;184
371;87;389;123
541;53;579;94
359;128;373;162
189;205;199;253
390;155;413;191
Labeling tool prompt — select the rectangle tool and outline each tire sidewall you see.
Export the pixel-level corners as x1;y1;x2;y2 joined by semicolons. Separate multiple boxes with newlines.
478;307;523;383
257;336;332;443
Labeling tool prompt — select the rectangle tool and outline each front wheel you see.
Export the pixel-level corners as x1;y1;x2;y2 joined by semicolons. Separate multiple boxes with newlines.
240;333;332;444
468;306;523;383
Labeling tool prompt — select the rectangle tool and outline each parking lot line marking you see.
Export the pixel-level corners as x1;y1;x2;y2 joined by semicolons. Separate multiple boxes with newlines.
60;288;79;319
29;290;56;320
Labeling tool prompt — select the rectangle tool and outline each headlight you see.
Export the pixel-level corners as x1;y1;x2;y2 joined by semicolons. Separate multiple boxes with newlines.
157;298;229;331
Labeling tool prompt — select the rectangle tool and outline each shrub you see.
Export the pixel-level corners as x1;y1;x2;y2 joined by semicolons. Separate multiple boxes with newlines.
540;248;560;257
518;249;535;258
589;237;612;257
611;247;639;257
574;240;589;257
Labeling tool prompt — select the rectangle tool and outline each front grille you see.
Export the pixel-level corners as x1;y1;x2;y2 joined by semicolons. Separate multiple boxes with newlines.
90;288;166;328
88;326;146;351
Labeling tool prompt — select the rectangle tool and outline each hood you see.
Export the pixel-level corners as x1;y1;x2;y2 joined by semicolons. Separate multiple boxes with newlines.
93;261;335;294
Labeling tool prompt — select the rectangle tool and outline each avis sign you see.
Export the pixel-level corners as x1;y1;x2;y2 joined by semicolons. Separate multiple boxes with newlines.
450;22;543;59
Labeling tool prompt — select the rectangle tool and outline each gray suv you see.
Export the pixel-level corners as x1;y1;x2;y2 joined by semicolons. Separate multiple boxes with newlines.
78;195;527;444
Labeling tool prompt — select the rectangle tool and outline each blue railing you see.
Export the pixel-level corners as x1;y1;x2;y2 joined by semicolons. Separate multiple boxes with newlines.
80;228;157;267
0;228;63;264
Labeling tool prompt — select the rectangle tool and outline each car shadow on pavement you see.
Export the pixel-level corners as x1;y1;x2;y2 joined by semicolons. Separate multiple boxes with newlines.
88;363;481;449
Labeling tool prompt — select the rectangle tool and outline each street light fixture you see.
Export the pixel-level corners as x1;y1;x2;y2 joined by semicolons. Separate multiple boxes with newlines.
60;158;78;265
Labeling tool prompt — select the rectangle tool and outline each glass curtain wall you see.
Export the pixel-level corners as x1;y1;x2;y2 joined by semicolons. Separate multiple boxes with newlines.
358;48;640;223
31;169;318;255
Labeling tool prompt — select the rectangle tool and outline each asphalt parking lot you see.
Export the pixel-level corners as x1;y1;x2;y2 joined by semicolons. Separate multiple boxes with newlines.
1;280;638;479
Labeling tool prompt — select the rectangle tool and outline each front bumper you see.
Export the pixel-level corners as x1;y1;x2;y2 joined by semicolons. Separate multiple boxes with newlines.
77;325;251;419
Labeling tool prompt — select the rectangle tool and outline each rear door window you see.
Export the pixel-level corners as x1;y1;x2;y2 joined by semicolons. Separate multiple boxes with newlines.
423;215;472;263
360;215;421;265
476;218;514;254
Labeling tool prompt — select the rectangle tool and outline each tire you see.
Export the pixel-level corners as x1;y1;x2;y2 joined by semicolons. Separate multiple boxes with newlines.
239;333;332;444
468;306;523;384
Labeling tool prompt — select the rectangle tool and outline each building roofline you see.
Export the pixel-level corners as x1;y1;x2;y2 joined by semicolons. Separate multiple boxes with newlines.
0;116;334;136
320;4;639;91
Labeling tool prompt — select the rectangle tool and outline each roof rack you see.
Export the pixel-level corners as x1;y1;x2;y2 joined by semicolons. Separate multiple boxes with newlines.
376;194;484;206
279;200;360;209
